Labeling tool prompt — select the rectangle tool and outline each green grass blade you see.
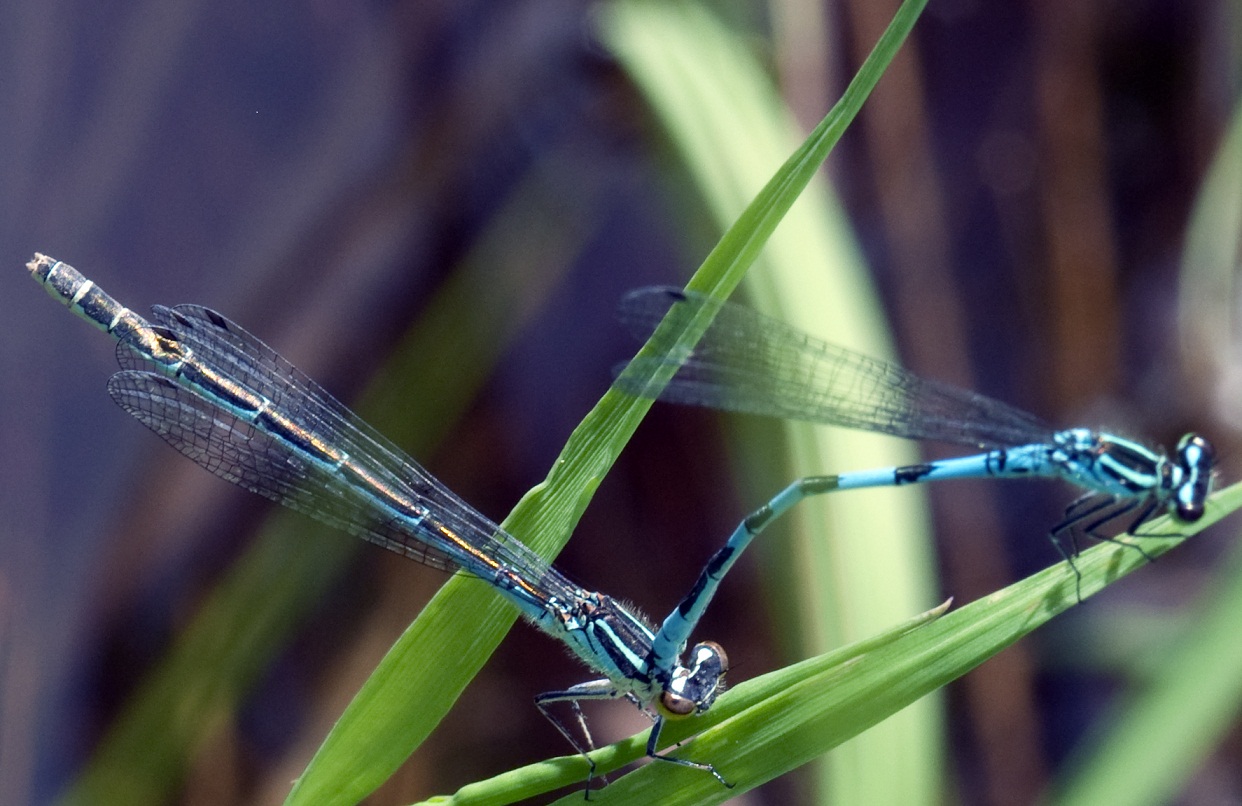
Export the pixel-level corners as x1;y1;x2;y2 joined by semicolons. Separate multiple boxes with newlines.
604;2;943;802
606;0;928;302
424;483;1241;805
287;0;928;802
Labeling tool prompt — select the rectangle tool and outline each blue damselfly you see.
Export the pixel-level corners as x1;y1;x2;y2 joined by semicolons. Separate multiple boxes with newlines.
615;286;1215;599
28;256;747;794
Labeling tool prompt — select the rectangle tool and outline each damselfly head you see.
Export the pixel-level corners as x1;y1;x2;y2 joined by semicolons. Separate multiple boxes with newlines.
659;641;728;719
1173;433;1214;522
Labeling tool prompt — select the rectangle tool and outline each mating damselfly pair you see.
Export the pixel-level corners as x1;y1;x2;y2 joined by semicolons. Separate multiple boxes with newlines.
29;254;1214;794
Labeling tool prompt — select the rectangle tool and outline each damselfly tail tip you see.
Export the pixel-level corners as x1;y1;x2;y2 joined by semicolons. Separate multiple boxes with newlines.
26;253;54;275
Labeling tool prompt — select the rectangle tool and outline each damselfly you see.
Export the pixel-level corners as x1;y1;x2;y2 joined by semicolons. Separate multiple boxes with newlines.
615;286;1215;596
28;256;755;794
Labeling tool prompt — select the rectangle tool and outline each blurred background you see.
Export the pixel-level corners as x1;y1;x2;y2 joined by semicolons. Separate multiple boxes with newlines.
4;0;1242;804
